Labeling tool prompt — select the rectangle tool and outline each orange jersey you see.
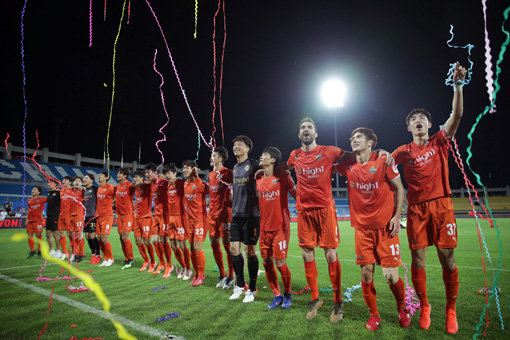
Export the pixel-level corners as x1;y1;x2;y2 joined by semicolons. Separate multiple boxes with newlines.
115;181;135;215
208;167;233;217
151;179;168;217
256;173;294;232
134;183;152;219
69;188;84;217
96;183;115;217
184;177;209;222
167;178;186;216
27;197;47;222
392;129;451;204
287;145;344;210
336;154;400;229
59;187;73;216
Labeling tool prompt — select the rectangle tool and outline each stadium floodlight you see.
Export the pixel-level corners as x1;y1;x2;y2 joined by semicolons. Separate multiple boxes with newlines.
321;79;346;108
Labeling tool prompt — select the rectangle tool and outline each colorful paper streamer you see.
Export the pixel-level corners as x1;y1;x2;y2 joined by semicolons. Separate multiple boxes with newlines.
152;49;170;174
444;25;474;86
481;0;496;113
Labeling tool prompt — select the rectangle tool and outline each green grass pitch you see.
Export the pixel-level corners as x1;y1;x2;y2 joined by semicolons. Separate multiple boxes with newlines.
0;218;508;339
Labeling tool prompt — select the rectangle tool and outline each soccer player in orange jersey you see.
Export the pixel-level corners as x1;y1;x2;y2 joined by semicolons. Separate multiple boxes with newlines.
144;163;172;276
96;172;116;267
336;128;409;331
392;63;467;334
163;164;192;280
183;160;209;286
116;167;136;269
132;171;156;272
207;147;235;289
69;177;85;263
257;147;296;309
26;186;46;258
57;176;73;260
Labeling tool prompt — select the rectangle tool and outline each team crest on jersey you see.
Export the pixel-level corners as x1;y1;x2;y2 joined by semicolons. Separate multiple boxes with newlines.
272;179;279;184
103;188;106;192
350;180;355;188
245;165;250;171
192;185;197;189
316;154;322;159
369;166;377;174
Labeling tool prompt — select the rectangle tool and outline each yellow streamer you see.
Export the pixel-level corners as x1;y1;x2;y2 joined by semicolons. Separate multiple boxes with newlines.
10;233;136;340
193;0;198;39
106;0;127;177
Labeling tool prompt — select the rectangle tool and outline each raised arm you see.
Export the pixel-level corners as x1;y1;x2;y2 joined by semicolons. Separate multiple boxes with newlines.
444;62;467;138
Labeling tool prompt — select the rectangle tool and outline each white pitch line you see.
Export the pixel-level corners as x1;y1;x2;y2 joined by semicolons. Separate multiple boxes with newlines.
0;273;184;340
0;263;58;271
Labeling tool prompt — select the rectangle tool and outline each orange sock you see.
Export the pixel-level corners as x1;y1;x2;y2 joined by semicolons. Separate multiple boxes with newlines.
163;242;172;267
124;239;133;260
28;238;35;251
173;248;185;268
223;241;234;279
60;236;69;255
277;264;292;295
154;242;165;266
263;262;280;296
79;238;85;256
184;248;191;270
105;242;113;261
211;243;226;277
190;250;198;274
36;235;43;251
304;260;319;300
362;280;379;316
389;278;406;310
196;250;206;276
99;242;106;258
137;243;149;262
411;265;429;307
443;266;459;311
120;240;128;261
147;243;155;263
328;259;342;303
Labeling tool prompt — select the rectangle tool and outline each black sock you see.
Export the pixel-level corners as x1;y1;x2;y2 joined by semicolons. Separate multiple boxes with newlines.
86;238;94;254
232;254;245;288
92;238;101;255
247;255;259;291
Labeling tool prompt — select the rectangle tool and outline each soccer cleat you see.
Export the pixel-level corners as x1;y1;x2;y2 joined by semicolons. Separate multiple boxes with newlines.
365;315;381;331
190;275;198;286
445;309;458;334
306;298;324;320
153;264;165;275
121;260;133;270
267;295;283;309
282;293;292;309
49;250;56;258
330;301;344;323
88;255;96;264
243;289;257;303
162;265;174;278
229;285;247;300
37;250;42;258
75;255;83;263
98;260;108;267
139;261;149;272
27;250;36;259
93;255;102;265
176;267;184;279
419;305;431;330
69;254;76;263
147;262;157;273
60;253;68;261
398;309;411;328
55;250;62;259
193;275;206;286
222;277;235;289
216;276;227;288
182;269;193;281
104;259;114;267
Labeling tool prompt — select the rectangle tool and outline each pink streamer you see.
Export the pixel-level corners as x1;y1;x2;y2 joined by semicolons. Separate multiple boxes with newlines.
402;262;420;315
482;0;496;113
89;0;93;47
38;259;48;281
152;49;170;173
145;0;212;149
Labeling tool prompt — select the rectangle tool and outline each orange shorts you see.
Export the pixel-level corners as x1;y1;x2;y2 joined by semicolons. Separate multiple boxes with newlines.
117;214;134;233
407;197;457;250
69;215;84;232
58;214;71;231
152;215;167;236
188;220;207;242
96;215;114;235
134;217;153;239
27;220;44;234
259;228;290;260
206;212;231;239
355;227;401;267
297;203;339;249
167;215;188;240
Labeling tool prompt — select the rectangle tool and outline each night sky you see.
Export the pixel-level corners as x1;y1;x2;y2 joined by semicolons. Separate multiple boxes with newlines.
2;1;509;188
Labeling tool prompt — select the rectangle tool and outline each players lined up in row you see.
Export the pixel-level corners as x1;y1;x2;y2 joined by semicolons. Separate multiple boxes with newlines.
25;63;467;334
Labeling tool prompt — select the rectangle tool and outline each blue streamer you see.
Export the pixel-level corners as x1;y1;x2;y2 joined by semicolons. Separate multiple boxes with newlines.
342;282;361;302
445;25;474;86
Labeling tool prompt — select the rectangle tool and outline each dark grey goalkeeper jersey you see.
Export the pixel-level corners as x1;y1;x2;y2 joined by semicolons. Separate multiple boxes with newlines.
232;158;260;218
83;186;97;218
